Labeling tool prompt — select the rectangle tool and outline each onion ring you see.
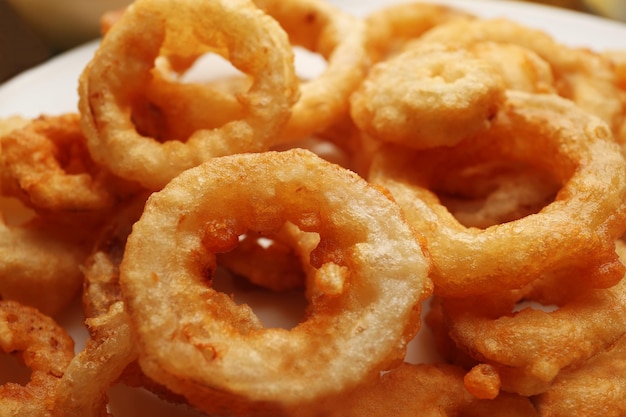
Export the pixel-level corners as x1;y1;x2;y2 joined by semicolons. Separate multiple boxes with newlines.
604;49;626;93
120;148;431;413
0;214;93;316
410;17;626;140
440;241;626;396
0;114;102;315
0;300;74;416
51;301;136;417
351;39;557;152
79;0;299;190
109;0;370;154
0;113;133;213
368;91;626;297
81;193;150;320
534;333;626;417
294;362;537;417
350;44;506;150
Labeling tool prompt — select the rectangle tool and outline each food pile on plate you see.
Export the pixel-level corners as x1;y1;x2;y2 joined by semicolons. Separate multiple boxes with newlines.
1;0;626;415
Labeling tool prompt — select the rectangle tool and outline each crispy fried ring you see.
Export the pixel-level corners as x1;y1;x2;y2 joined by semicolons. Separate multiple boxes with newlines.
51;301;136;417
0;113;131;213
293;362;537;417
98;7;251;143
0;215;92;316
0;300;75;416
120;149;431;413
534;332;626;417
604;49;626;93
411;17;625;140
112;0;370;151
253;0;370;144
0;116;107;315
79;0;299;190
1;113;100;315
350;44;506;150
440;241;626;396
351;40;556;152
369;91;626;296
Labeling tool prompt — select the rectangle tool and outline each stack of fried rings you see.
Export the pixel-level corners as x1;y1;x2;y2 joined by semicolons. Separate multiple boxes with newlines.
2;0;626;416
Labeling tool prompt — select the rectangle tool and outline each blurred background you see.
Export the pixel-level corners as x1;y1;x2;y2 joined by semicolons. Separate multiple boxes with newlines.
0;0;624;83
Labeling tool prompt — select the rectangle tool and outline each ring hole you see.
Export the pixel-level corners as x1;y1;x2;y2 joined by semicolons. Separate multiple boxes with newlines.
131;52;247;142
130;46;327;142
176;52;244;85
213;269;307;330
512;300;559;313
55;129;95;177
214;231;309;330
433;160;559;229
212;269;308;330
0;354;31;386
294;46;326;82
180;47;328;89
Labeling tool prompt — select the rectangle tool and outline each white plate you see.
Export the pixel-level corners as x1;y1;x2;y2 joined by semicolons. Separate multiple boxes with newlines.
1;1;625;416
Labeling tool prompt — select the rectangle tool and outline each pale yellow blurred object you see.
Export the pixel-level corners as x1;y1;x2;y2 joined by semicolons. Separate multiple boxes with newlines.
582;0;626;20
6;0;133;51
